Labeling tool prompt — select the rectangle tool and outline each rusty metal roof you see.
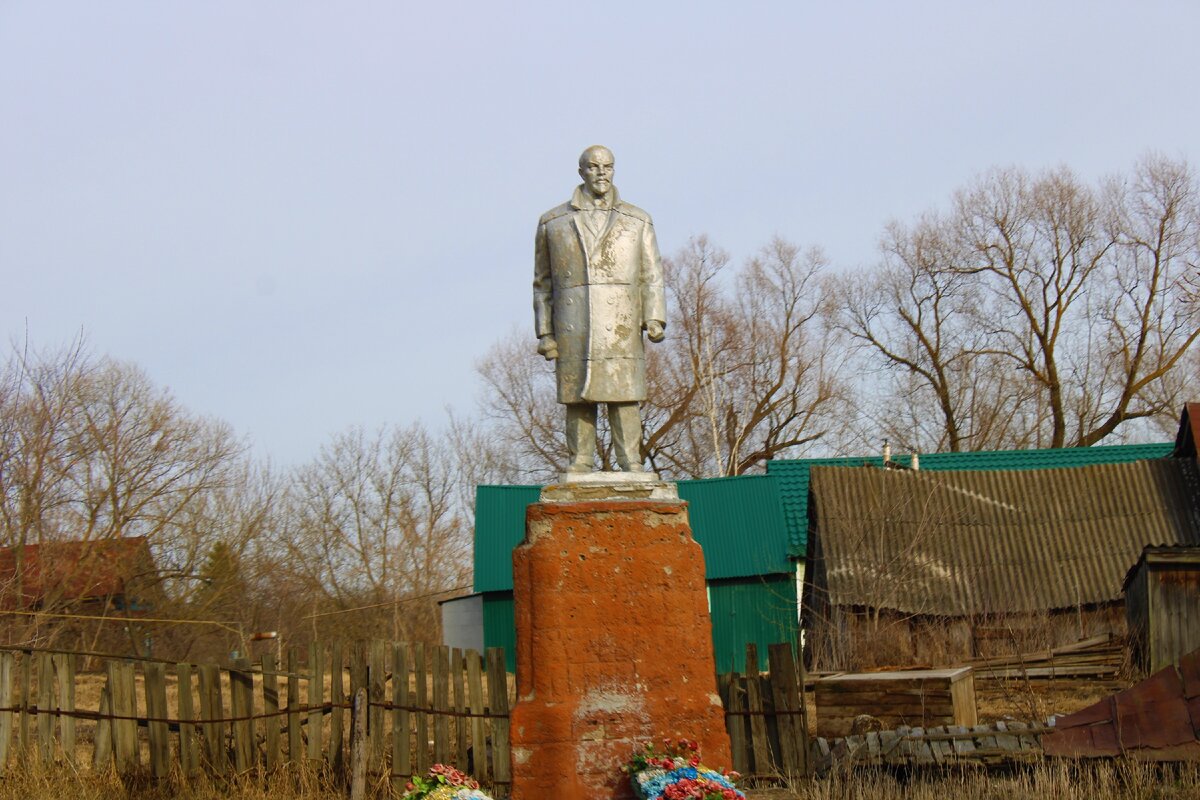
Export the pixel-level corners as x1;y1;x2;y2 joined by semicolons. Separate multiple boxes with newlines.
808;459;1200;615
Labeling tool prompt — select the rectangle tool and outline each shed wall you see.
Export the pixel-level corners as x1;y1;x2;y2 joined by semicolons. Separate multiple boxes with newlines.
1149;566;1200;673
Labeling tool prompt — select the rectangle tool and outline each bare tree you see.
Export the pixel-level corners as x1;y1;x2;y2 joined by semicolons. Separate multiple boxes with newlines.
842;156;1200;451
274;423;471;644
0;341;246;654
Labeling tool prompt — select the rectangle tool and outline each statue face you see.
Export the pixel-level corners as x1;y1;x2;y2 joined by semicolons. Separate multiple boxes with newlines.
578;149;615;199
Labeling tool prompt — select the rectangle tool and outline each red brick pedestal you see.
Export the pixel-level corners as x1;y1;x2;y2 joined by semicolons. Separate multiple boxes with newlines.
509;495;732;800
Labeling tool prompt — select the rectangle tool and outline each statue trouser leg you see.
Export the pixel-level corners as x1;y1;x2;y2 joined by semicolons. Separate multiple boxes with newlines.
565;403;597;472
608;401;644;472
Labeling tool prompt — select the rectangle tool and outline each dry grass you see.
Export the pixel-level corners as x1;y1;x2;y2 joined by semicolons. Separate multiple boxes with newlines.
2;759;1198;800
748;759;1200;800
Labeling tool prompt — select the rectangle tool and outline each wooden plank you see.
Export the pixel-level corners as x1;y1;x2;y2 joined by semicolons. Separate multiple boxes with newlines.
415;643;431;774
465;648;487;782
452;648;468;771
53;654;76;765
432;645;450;764
92;684;112;770
487;648;511;785
286;647;302;764
259;654;280;770
368;640;386;766
230;658;255;773
37;653;54;764
144;661;171;777
927;725;952;763
723;672;748;775
308;643;325;762
197;663;225;771
947;725;976;756
176;663;198;777
392;642;411;781
108;661;138;773
350;688;368;800
744;644;773;775
767;644;803;777
0;652;11;772
348;642;364;782
1006;720;1036;751
330;641;345;775
994;720;1020;752
18;652;30;755
909;726;933;765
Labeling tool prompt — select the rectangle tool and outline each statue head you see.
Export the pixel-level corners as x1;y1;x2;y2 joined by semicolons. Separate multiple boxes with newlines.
578;145;615;199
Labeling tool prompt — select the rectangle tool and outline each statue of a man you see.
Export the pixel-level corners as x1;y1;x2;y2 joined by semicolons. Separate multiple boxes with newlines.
534;145;666;474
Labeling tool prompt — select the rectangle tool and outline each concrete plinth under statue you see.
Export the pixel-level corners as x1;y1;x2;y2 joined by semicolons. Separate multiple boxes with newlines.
509;480;732;800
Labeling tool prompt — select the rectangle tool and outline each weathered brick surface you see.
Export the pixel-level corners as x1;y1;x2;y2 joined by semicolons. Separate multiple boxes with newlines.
510;499;733;799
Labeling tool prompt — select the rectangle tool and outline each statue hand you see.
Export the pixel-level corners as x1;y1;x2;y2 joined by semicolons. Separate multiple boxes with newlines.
645;320;665;343
537;335;558;360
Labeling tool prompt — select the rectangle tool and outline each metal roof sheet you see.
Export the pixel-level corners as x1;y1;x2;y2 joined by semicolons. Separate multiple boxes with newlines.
472;475;793;593
767;443;1175;558
473;485;540;593
807;459;1200;615
678;475;792;579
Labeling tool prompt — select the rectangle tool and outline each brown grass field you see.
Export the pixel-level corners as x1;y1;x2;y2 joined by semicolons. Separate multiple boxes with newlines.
1;759;1198;800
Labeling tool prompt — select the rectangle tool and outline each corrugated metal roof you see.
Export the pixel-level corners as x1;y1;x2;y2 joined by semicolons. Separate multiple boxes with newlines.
767;443;1175;558
472;476;793;593
807;459;1200;615
473;485;540;593
678;475;792;579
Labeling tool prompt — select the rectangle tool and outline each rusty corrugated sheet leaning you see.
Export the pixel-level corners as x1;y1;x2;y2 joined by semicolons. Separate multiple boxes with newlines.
1043;648;1200;760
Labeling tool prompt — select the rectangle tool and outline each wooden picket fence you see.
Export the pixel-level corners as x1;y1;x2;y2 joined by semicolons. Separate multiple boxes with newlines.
0;641;512;791
717;642;811;780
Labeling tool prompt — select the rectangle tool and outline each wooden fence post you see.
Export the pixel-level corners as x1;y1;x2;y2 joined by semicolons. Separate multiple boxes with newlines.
465;649;488;783
18;652;30;755
198;663;226;772
107;661;138;773
350;687;368;800
260;653;281;770
767;644;800;776
53;654;76;765
92;684;112;770
486;648;511;788
392;642;411;785
432;645;450;764
413;642;429;774
0;652;13;772
286;647;302;764
452;648;467;771
177;663;198;777
37;653;55;764
308;643;325;763
744;644;773;776
330;642;345;776
230;658;256;773
368;640;386;767
144;661;171;777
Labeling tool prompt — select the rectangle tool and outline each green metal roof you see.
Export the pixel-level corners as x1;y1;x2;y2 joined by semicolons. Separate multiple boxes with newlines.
766;442;1175;558
473;485;540;593
678;475;792;579
472;475;793;593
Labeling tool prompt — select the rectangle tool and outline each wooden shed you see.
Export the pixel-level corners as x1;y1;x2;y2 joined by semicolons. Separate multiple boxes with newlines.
1124;546;1200;674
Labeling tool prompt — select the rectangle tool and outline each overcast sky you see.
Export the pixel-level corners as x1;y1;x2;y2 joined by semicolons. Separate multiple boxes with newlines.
3;2;1197;465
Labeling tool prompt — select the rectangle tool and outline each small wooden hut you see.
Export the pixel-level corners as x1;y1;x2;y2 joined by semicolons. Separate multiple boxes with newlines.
1124;546;1200;674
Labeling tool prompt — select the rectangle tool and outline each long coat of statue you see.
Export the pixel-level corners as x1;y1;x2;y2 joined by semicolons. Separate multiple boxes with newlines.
534;185;666;405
